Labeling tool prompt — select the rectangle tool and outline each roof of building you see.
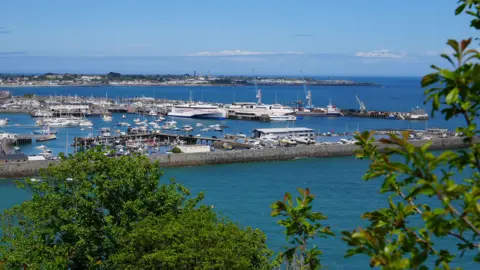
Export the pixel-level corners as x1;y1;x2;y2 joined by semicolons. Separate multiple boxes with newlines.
254;127;314;133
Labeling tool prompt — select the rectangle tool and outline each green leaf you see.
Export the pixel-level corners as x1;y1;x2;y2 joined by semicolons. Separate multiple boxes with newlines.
439;69;456;80
421;73;439;87
455;3;467;15
447;39;460;54
441;54;456;67
445;87;459;104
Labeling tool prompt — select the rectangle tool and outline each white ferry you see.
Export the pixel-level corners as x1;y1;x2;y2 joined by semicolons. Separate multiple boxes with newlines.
226;90;295;117
168;103;227;119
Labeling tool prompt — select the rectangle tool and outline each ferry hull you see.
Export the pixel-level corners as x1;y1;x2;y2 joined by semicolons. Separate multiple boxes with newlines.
167;112;227;120
295;112;343;117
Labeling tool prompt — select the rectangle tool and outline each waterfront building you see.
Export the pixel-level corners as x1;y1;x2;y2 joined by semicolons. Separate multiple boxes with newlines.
253;127;315;139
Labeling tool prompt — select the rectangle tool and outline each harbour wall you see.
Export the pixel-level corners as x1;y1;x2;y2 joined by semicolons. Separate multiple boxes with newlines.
0;137;471;178
149;137;470;167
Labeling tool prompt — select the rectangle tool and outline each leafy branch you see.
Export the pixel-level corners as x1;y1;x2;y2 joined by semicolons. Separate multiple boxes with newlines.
271;188;334;270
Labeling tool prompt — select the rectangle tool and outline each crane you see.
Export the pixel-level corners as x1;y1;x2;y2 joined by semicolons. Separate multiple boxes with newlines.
356;95;366;113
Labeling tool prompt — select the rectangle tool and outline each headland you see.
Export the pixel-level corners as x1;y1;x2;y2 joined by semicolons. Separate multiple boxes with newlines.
0;72;379;87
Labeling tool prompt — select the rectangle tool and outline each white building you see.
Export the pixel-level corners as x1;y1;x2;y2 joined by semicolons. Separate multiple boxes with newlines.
253;127;315;139
176;145;211;153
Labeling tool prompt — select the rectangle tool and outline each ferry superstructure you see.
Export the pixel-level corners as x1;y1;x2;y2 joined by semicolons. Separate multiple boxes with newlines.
168;103;227;119
225;89;295;117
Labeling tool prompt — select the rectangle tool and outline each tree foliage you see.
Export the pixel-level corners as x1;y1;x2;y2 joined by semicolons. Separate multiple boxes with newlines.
341;1;480;268
271;188;333;269
0;149;272;269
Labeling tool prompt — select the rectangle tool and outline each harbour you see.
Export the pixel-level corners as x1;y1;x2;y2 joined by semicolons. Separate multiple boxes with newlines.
0;78;476;269
0;77;456;167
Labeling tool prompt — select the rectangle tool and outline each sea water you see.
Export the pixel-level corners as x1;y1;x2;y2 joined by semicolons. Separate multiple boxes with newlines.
0;77;476;269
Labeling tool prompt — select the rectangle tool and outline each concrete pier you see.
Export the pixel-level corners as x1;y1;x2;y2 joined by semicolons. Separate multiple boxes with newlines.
0;137;470;178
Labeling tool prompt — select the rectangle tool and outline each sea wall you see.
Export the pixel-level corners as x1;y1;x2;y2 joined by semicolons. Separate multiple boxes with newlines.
0;137;471;178
0;160;55;178
149;137;470;167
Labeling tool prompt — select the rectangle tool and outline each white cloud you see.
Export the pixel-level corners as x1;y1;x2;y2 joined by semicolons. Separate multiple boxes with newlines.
355;49;406;59
188;49;303;56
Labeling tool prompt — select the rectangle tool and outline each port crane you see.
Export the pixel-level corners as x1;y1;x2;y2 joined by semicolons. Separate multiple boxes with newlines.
356;95;366;113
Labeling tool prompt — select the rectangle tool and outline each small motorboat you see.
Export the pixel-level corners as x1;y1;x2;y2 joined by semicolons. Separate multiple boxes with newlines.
102;114;112;122
182;125;194;132
36;134;57;142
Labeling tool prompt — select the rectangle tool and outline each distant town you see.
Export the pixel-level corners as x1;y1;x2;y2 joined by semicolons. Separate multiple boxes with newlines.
0;72;378;87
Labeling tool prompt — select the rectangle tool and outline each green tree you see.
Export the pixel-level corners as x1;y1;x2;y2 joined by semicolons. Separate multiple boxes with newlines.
0;149;272;269
341;1;480;268
110;208;271;269
271;188;333;270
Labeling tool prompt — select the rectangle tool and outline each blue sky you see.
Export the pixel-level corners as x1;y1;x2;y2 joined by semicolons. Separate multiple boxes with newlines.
0;0;476;75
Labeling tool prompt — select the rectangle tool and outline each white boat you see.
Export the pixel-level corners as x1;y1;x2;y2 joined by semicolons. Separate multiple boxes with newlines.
324;99;344;116
293;137;315;144
36;134;57;142
36;145;47;150
0;118;9;126
409;107;429;120
100;128;111;137
196;123;204;127
136;120;148;126
200;128;210;132
102;115;113;122
166;120;177;126
79;119;93;126
118;122;130;127
279;138;297;146
148;110;158;116
214;126;223;132
236;133;247;138
149;122;157;126
226;89;294;117
33;128;57;135
122;114;127;119
182;125;194;132
39;148;53;159
168;103;227;119
155;116;166;122
31;110;53;117
42;117;81;127
270;115;297;121
134;118;141;123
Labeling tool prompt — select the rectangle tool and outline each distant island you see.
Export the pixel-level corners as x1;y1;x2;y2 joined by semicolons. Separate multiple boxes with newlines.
0;72;380;87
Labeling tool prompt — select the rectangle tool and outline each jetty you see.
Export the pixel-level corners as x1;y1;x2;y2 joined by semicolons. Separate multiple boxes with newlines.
73;132;223;147
0;137;471;178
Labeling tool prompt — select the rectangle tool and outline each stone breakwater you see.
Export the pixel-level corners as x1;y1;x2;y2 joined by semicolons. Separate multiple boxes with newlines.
0;137;471;178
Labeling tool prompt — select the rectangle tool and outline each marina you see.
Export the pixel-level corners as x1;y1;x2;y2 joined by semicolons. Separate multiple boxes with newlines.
0;79;456;164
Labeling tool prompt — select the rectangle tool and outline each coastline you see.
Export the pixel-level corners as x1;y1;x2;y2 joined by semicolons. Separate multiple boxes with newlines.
0;82;379;88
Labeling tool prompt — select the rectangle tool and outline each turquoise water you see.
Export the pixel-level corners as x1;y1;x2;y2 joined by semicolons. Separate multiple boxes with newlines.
0;77;477;268
1;158;477;269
